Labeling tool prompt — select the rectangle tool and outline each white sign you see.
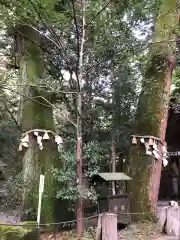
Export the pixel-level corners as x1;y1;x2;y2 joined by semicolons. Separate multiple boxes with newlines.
39;174;45;193
37;174;45;226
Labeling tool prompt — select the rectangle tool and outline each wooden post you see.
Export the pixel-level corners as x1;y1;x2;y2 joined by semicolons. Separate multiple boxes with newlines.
156;205;167;232
102;213;117;240
96;214;102;240
165;207;180;237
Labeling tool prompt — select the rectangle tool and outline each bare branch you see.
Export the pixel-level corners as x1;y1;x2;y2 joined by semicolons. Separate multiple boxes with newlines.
2;86;77;128
33;95;77;128
84;0;113;30
2;84;77;94
4;104;21;131
32;0;68;53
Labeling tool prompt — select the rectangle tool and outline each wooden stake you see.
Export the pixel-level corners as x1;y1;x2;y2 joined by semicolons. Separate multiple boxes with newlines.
96;214;102;240
165;207;180;237
102;213;117;240
149;137;154;146
132;136;137;144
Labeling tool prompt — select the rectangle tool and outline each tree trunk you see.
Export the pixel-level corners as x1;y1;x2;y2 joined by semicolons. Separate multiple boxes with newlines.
126;0;176;221
111;136;116;195
76;0;86;236
76;97;83;236
16;26;58;222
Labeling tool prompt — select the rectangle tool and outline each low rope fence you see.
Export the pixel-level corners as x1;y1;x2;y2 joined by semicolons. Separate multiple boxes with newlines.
0;205;171;227
0;206;176;239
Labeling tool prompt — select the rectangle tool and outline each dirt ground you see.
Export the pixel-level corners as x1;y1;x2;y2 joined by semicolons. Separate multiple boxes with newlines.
40;223;178;240
119;223;178;240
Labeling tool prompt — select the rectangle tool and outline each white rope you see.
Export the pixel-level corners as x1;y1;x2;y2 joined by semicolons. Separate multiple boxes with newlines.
0;206;172;227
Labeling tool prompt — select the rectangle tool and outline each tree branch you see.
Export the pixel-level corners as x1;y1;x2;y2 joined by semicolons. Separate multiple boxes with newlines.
4;104;21;131
2;86;77;128
3;84;77;94
84;0;113;30
71;0;81;91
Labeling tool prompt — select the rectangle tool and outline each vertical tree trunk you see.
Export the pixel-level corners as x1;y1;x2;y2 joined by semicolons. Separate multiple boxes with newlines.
111;136;116;195
16;26;58;222
76;93;83;237
149;69;173;206
126;0;176;220
76;0;86;237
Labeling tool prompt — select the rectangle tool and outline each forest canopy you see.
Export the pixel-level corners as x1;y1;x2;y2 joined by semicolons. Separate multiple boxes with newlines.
0;0;178;237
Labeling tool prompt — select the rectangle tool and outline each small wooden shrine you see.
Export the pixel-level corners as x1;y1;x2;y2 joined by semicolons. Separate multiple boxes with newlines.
91;172;132;224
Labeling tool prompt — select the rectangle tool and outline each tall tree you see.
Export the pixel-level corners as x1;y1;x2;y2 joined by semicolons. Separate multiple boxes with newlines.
15;26;58;222
1;0;164;229
74;0;86;235
126;0;177;220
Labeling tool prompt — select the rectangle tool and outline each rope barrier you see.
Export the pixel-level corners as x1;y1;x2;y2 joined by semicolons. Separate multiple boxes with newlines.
0;206;172;227
120;206;171;215
0;214;99;227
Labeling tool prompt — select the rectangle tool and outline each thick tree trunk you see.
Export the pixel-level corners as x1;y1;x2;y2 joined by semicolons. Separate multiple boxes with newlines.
17;26;57;222
149;69;173;206
127;58;174;222
126;0;176;221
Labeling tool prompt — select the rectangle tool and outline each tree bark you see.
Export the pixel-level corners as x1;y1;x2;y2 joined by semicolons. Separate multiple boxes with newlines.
16;26;58;222
126;0;176;221
76;92;83;236
76;0;86;237
111;136;116;195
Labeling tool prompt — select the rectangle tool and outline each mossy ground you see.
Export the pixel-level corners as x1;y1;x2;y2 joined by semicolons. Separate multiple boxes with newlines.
0;221;37;240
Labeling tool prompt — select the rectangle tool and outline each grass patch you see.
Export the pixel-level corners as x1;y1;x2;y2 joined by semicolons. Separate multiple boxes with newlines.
0;221;37;240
